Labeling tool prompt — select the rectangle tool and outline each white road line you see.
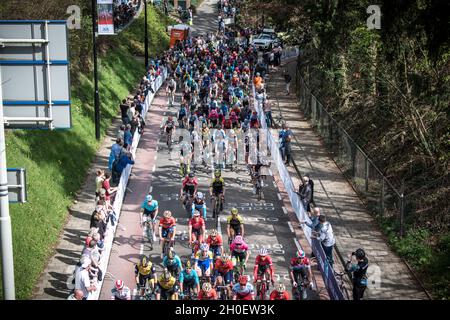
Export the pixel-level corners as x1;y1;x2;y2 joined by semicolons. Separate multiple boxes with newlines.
277;193;282;200
139;243;144;255
269;169;273;176
156;146;159;152
282;207;288;215
154;154;157;160
287;221;294;233
152;165;156;172
149;186;153;193
294;238;303;252
217;215;222;236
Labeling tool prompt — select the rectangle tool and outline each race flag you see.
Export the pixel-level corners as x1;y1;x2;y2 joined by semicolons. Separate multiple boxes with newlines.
97;0;115;35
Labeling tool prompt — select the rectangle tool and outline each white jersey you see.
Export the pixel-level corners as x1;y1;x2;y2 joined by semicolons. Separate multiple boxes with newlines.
110;287;131;300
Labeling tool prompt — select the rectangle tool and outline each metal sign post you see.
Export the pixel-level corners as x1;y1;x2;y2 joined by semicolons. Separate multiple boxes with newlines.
0;65;16;300
6;168;27;203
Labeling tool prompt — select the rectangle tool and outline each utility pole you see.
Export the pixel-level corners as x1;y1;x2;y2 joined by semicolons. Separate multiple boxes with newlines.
144;0;149;70
0;66;16;300
92;0;101;140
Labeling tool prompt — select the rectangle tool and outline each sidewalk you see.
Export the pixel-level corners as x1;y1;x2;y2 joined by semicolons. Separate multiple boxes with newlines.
265;60;429;300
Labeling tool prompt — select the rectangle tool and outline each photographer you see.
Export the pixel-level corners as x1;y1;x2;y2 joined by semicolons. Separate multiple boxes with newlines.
345;248;369;300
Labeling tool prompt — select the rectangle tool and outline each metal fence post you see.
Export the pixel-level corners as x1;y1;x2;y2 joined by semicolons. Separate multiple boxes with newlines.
365;158;369;192
380;179;385;217
400;180;405;238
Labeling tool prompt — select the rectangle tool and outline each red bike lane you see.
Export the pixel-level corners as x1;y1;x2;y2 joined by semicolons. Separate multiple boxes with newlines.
99;91;168;299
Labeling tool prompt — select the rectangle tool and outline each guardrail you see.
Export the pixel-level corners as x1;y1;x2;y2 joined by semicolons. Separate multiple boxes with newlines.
252;84;346;300
88;67;168;300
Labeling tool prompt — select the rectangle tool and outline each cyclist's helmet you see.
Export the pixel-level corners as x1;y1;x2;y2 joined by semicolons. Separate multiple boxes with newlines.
185;260;192;269
146;194;153;202
167;249;175;260
210;229;218;237
276;283;286;293
168;115;173;121
115;279;124;290
197;192;204;200
162;268;171;280
221;253;231;261
234;235;243;245
296;250;306;259
202;282;212;293
163;210;172;218
200;243;209;252
239;275;248;285
355;248;366;259
214;170;221;178
193;211;201;217
231;207;238;215
259;248;268;257
188;172;195;178
140;255;148;267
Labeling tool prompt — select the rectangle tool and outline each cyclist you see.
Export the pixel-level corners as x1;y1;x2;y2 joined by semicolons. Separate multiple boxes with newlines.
140;194;159;242
209;170;225;212
253;248;275;295
178;103;188;128
134;255;157;298
226;207;244;243
163;249;182;278
194;243;214;279
230;235;250;274
206;229;223;260
269;283;290;300
179;260;200;299
164;115;176;148
213;253;234;286
180;172;198;206
166;77;177;108
232;275;254;301
159;210;176;258
345;248;369;300
191;192;207;220
110;279;131;300
155;268;179;300
179;155;190;178
289;250;313;299
198;282;218;300
188;211;206;256
213;275;231;300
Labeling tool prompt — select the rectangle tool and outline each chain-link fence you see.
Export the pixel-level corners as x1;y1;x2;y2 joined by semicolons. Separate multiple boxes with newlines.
296;72;408;236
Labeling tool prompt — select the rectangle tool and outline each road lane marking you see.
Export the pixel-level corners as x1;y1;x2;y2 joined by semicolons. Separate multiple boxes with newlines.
269;169;273;176
288;221;294;233
282;207;288;215
152;165;156;172
149;186;153;193
277;193;282;200
154;154;157;160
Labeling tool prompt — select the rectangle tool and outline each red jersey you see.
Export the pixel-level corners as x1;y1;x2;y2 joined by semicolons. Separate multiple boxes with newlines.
159;217;176;229
198;289;218;300
255;255;273;267
270;290;289;300
214;259;233;274
290;257;311;268
206;235;223;247
189;217;205;230
182;177;198;188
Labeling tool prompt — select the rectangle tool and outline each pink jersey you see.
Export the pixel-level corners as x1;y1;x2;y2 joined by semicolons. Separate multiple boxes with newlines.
230;241;248;253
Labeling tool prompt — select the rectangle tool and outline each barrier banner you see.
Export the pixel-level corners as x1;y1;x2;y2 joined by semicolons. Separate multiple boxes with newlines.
90;67;168;300
281;46;300;62
252;84;346;300
97;0;115;35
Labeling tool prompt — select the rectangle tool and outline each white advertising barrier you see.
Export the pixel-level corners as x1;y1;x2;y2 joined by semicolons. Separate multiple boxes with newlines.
89;67;168;300
280;46;300;62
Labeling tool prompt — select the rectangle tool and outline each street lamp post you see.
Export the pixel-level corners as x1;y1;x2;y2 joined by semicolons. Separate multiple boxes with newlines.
145;0;149;70
92;0;101;140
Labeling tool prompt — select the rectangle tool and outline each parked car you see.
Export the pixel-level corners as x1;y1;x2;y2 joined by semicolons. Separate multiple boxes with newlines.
251;33;282;51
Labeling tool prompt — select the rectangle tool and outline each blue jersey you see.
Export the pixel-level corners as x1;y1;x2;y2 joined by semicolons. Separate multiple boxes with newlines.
179;269;199;284
163;256;182;270
141;200;158;212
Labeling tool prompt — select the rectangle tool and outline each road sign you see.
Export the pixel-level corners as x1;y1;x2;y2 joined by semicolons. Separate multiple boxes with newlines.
0;20;71;129
6;168;27;203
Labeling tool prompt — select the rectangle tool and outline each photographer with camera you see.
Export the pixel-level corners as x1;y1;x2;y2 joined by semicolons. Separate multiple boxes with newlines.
345;248;369;300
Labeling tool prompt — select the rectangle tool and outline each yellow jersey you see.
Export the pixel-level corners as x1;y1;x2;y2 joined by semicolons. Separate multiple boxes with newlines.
158;275;176;290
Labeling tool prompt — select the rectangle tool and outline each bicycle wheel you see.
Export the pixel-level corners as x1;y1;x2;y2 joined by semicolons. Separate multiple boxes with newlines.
146;222;153;246
260;282;266;300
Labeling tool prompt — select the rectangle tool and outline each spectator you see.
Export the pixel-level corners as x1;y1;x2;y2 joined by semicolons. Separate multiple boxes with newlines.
117;124;125;141
95;169;105;201
90;206;107;239
82;239;103;282
127;102;136;124
114;150;135;177
75;256;97;300
120;99;129;125
346;249;369;300
263;96;273;127
67;289;84;300
300;207;321;232
123;124;133;150
312;215;336;268
297;176;312;212
102;171;117;207
284;70;292;95
279;124;293;165
108;138;124;171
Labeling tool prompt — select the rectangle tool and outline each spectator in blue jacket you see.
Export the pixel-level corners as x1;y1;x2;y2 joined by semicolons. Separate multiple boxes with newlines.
114;150;135;177
108;138;124;171
124;124;133;150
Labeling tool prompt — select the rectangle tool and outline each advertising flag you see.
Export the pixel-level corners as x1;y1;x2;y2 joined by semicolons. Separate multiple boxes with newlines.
97;0;114;35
